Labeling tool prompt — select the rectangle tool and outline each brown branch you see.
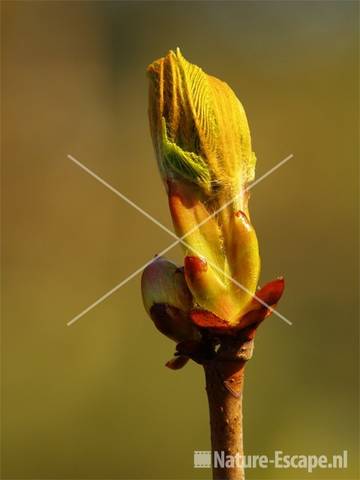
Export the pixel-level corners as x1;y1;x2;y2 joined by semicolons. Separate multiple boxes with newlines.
203;337;254;480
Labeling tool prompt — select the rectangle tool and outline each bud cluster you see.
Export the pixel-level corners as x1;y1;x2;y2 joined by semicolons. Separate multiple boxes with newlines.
142;50;284;369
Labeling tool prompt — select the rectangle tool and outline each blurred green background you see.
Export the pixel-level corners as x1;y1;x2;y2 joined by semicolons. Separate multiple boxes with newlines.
1;1;358;479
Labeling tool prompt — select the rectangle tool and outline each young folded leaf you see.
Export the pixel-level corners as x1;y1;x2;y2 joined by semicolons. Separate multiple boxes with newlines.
147;49;261;326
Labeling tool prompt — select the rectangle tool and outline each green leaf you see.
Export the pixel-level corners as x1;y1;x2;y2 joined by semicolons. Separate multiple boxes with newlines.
161;117;211;189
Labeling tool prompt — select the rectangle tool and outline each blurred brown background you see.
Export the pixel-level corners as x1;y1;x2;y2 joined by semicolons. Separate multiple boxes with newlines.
1;1;358;479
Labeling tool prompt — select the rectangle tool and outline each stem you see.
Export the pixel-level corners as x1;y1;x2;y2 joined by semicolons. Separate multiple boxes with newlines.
204;337;254;480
